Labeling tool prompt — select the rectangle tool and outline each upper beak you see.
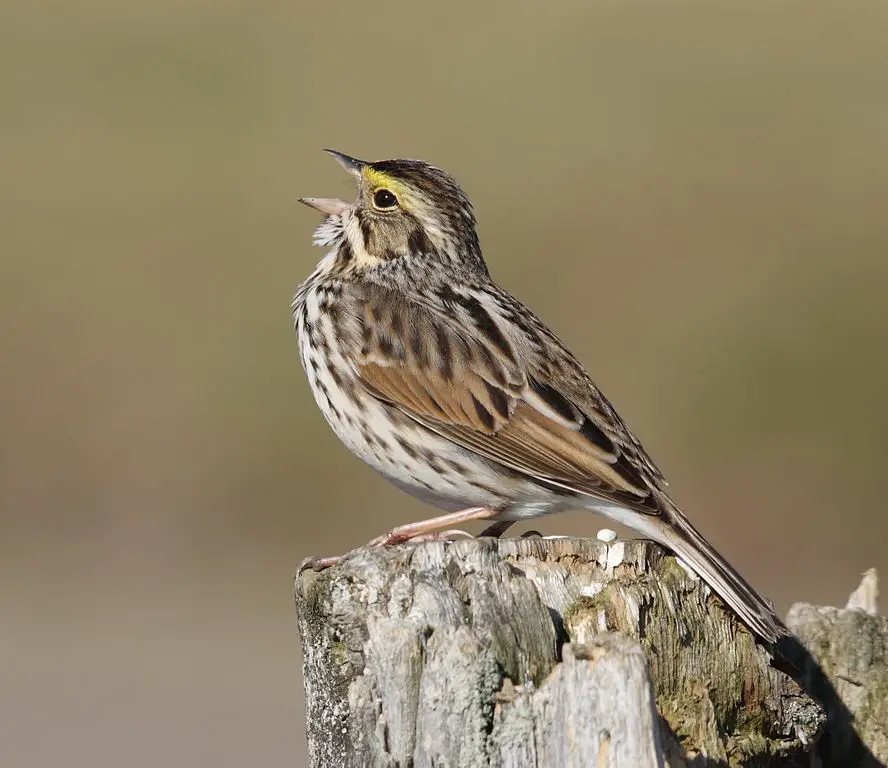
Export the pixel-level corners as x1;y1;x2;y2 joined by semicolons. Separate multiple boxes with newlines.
298;197;352;216
323;149;367;177
299;149;368;216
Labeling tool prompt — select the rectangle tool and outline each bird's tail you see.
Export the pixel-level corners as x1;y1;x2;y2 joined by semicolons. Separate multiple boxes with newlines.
647;503;790;648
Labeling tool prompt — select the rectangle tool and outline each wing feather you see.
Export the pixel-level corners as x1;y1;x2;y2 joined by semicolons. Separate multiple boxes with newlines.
351;287;662;514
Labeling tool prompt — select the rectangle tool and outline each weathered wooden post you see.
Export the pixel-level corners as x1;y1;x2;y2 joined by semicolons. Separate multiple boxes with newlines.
295;537;885;766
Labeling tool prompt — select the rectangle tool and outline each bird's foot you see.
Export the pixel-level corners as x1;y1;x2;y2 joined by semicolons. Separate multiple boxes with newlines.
365;506;498;547
297;553;344;573
299;507;500;572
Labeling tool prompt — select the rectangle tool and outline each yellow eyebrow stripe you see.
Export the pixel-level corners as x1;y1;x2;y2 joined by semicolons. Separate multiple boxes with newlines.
363;168;411;207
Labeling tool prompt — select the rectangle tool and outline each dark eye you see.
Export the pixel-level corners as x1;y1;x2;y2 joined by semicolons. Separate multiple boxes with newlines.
373;189;398;209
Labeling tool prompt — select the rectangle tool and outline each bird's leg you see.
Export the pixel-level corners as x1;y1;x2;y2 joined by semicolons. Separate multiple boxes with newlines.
480;522;548;538
365;506;499;547
479;520;515;538
299;507;500;572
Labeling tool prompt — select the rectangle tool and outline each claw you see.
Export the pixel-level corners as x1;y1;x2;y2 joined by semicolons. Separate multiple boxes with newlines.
297;553;343;573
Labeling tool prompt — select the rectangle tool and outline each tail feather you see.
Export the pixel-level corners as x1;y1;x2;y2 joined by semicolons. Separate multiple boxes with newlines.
585;496;790;646
655;505;790;647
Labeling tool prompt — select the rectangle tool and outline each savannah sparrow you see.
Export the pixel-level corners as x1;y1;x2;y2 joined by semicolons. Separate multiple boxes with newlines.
293;150;788;647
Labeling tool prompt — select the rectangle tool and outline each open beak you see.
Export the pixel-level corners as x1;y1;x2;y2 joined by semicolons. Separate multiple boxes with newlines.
298;197;352;216
299;150;368;216
323;149;367;177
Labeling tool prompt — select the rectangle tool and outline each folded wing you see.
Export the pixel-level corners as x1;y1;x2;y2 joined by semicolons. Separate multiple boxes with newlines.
352;290;663;515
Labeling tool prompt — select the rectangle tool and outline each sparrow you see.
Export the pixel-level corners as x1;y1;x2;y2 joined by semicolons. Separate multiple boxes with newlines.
292;150;789;647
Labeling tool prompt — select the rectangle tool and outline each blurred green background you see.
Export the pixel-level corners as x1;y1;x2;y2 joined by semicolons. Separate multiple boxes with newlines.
2;1;887;765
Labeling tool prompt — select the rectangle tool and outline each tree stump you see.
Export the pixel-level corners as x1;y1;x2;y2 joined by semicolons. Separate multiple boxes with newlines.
294;537;885;767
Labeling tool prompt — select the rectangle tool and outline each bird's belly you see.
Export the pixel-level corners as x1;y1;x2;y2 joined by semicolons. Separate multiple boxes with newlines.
322;386;512;511
304;368;542;515
297;308;561;517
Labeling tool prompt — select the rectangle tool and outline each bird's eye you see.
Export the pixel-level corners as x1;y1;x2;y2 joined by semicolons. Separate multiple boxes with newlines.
373;189;398;210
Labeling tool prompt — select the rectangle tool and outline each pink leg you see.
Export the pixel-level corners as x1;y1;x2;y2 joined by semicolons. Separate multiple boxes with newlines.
301;507;500;572
366;507;499;547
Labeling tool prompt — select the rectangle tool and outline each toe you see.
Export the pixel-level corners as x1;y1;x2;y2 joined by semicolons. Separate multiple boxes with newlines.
297;554;342;572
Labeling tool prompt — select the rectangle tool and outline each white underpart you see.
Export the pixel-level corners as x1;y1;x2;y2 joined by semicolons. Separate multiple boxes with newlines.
580;498;665;540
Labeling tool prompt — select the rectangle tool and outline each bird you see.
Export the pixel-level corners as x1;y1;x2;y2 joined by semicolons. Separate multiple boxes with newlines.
292;149;790;648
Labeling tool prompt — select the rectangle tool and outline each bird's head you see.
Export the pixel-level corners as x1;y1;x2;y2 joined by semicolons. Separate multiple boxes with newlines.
300;150;483;274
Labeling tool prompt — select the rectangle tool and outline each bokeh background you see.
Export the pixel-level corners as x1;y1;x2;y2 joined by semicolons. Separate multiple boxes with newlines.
3;1;887;765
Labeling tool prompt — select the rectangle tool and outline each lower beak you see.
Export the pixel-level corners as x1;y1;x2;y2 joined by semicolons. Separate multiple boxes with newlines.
298;197;352;216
